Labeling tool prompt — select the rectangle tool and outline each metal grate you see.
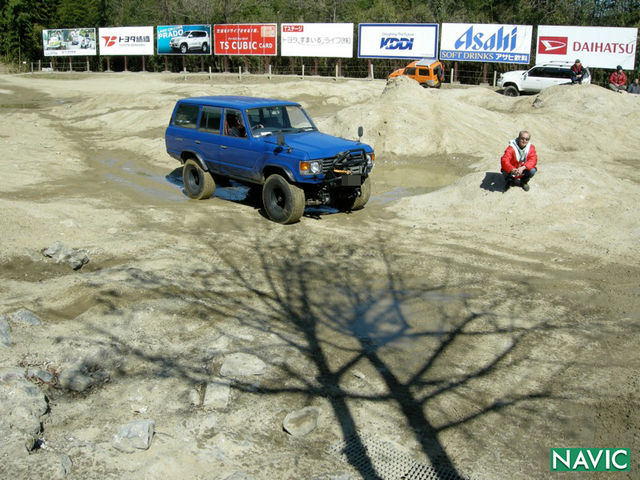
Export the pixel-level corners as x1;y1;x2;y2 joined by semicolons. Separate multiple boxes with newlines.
328;435;470;480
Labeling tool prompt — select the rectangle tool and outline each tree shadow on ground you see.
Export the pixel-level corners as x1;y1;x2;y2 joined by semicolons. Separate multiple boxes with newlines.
82;235;567;479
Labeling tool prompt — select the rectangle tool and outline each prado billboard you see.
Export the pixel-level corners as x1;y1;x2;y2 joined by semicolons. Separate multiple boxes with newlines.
537;25;637;69
157;25;211;55
358;24;438;60
99;27;154;56
42;28;97;56
281;23;353;58
440;23;532;64
214;24;277;56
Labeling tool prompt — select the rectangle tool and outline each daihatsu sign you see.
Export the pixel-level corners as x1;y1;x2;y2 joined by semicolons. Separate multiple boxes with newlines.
537;25;637;69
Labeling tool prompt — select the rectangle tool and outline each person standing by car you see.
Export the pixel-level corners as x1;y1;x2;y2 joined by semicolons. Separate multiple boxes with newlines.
570;59;585;84
609;66;627;92
501;131;537;192
627;78;640;94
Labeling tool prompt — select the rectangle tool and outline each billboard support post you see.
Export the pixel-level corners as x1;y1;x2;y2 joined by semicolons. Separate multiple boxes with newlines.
106;57;110;72
302;64;305;78
181;56;186;73
124;56;128;72
335;63;338;79
314;58;318;76
493;71;497;87
86;57;89;72
69;57;72;72
164;57;169;72
142;56;146;72
268;64;272;80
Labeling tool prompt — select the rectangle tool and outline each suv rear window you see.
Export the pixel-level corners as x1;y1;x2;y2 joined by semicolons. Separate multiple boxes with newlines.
200;106;221;133
174;104;199;129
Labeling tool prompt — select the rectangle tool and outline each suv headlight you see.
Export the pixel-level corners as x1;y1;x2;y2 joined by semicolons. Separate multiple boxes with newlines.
300;160;321;175
366;152;375;169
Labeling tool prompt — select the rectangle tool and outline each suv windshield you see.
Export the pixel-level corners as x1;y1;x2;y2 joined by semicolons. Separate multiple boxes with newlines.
246;105;316;137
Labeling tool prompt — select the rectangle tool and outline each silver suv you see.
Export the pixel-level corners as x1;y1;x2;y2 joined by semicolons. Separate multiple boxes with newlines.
169;30;209;54
497;62;591;96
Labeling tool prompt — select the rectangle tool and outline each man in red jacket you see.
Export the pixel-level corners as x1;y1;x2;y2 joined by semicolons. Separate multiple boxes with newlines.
501;131;537;192
609;66;627;92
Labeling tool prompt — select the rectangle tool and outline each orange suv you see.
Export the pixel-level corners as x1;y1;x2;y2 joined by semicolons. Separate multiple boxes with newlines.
388;59;445;88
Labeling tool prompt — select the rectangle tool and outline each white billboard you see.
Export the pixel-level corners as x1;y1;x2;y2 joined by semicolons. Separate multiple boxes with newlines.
99;26;154;56
440;23;532;64
537;25;637;69
281;23;353;58
358;23;438;60
42;28;97;56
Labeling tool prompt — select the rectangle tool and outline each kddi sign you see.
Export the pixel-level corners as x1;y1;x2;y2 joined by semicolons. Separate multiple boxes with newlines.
551;448;630;472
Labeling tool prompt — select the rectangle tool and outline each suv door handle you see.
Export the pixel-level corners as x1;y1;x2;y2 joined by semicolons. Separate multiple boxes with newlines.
221;145;228;149
195;140;200;144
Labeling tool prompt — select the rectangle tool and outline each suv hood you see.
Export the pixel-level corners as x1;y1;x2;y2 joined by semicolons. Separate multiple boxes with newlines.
263;131;369;158
501;70;526;79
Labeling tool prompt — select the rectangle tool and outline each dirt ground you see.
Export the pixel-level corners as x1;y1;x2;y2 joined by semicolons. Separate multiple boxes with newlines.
0;72;639;480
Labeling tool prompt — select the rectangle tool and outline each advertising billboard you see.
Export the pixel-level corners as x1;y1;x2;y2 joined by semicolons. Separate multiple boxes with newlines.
358;23;438;60
440;23;532;64
157;25;211;55
43;28;97;56
98;26;154;56
537;25;637;69
214;24;277;56
281;23;353;58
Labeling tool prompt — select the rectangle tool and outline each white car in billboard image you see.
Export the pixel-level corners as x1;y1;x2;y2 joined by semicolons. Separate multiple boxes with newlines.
169;30;209;53
497;62;591;96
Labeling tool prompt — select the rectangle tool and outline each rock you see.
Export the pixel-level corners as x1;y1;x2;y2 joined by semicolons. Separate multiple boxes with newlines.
10;308;42;325
203;380;230;409
59;453;73;476
224;472;255;480
220;353;266;377
112;419;155;453
283;406;321;437
0;317;10;346
0;375;48;451
42;241;89;270
58;360;109;393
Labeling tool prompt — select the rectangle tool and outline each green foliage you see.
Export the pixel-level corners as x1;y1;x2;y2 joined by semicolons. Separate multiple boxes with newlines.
0;0;637;66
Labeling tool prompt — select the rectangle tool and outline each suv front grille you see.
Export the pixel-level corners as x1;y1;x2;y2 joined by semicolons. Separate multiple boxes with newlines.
321;150;366;174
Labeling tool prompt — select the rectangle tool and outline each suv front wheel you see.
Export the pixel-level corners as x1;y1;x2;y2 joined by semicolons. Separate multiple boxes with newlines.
333;177;371;211
262;174;305;224
504;85;520;97
183;158;215;200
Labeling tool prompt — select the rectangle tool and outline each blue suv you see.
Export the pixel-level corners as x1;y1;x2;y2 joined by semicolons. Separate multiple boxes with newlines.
165;96;375;224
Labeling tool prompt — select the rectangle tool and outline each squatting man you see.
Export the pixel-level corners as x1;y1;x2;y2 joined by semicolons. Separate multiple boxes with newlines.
501;131;537;192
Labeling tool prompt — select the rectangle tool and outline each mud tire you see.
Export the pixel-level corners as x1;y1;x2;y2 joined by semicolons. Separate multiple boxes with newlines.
334;177;371;211
183;159;215;200
262;174;305;224
504;86;520;97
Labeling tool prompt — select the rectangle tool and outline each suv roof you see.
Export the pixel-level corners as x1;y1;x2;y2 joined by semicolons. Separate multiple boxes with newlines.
178;96;299;109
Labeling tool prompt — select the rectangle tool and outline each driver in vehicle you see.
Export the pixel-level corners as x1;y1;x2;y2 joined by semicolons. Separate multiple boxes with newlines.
226;113;246;138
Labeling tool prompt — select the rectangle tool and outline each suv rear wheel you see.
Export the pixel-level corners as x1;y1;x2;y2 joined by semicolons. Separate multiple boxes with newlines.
262;174;305;224
183;159;215;200
504;85;520;97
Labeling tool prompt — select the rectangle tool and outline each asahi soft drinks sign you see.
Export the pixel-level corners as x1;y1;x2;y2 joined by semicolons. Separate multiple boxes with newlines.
537;25;637;69
440;23;532;64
